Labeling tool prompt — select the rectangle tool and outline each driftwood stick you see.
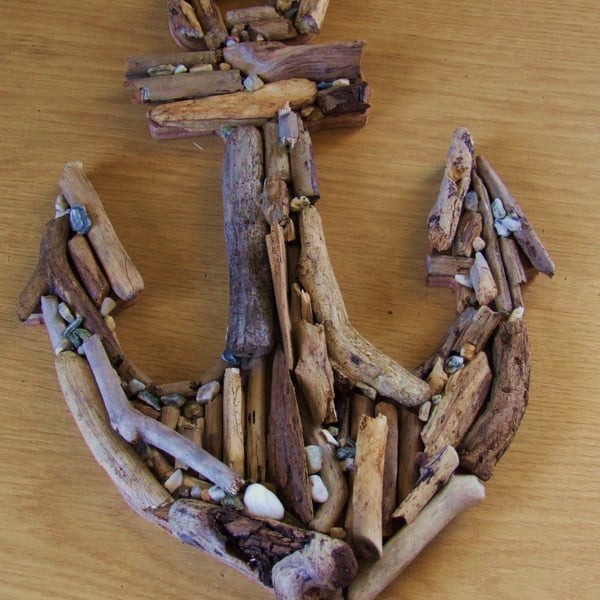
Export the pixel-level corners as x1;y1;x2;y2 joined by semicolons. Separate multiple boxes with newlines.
499;235;528;308
290;114;320;199
350;393;373;440
297;206;431;406
55;350;172;526
246;15;298;42
316;82;370;116
223;125;275;358
470;251;498;306
294;0;330;35
245;355;268;482
83;335;245;494
263;121;291;180
67;234;110;308
476;154;555;277
452;210;483;257
351;413;388;559
347;475;486;600
203;392;223;460
223;41;364;83
166;0;206;51
459;319;531;480
190;0;228;50
472;170;513;314
125;50;219;79
428;128;474;251
268;346;314;523
304;111;368;133
262;176;291;227
225;5;279;27
421;351;493;457
160;405;181;430
222;367;245;477
392;445;459;524
397;406;422;502
16;215;122;364
452;305;502;358
40;295;70;355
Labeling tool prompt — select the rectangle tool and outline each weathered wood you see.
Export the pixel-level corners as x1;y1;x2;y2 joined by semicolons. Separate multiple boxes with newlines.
67;234;110;307
166;0;206;51
223;125;275;357
426;254;474;278
470;251;498;306
223;367;245;477
499;235;528;308
203;392;223;460
316;82;370;116
263;121;291;180
350;392;373;440
125;50;219;79
290;115;320;199
452;210;483;257
295;0;330;34
459;319;531;480
245;355;268;482
190;0;228;49
452;305;502;357
397;406;422;502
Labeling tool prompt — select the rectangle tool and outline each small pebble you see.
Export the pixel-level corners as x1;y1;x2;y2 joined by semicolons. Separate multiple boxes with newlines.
127;378;146;396
104;315;116;331
341;457;355;472
305;445;323;474
207;485;227;502
331;78;350;87
444;354;464;374
58;302;75;323
221;350;240;366
160;393;187;408
464;190;479;211
243;73;264;91
163;469;183;493
494;219;510;237
69;204;92;234
222;494;245;511
472;236;486;252
218;62;232;71
225;36;239;47
454;273;473;289
183;399;203;419
63;315;83;338
54;193;70;217
491;197;507;220
418;401;432;422
309;474;329;504
290;196;311;212
502;213;522;233
432;394;443;405
336;445;356;460
137;390;162;411
100;297;117;317
173;63;187;74
329;527;347;540
147;64;176;77
195;380;220;404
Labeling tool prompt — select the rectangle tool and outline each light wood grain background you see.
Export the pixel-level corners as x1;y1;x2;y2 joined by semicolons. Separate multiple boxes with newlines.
1;1;598;599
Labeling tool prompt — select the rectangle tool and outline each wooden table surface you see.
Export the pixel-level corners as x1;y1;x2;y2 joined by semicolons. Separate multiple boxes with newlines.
1;1;598;599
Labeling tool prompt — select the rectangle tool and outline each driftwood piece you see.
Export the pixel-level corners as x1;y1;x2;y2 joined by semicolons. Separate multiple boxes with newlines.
262;176;291;226
148;78;317;136
452;305;502;358
203;392;223;460
472;170;513;314
55;351;172;526
40;296;70;355
304;111;368;133
59;162;144;302
452;210;483;257
421;351;493;457
295;0;330;35
297;206;431;406
263;121;292;180
166;0;206;50
16;215;123;364
426;254;474;278
223;367;245;476
459;319;531;479
223;125;275;357
268;346;314;523
167;498;357;597
223;41;364;83
83;335;245;494
470;251;498;306
247;16;298;41
428;128;474;251
67;234;110;307
476;154;555;276
392;445;459;524
225;5;279;27
499;235;527;308
316;82;370;116
245;355;268;482
190;0;228;50
397;406;423;502
348;475;486;600
351;413;388;559
350;392;373;440
128;70;243;103
290;115;320;199
125;50;219;79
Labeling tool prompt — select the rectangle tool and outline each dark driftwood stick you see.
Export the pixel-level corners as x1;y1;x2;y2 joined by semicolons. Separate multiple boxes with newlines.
67;234;110;308
223;125;275;358
397;406;422;502
452;305;502;358
459;319;531;480
452;210;483;257
316;82;371;116
499;235;528;308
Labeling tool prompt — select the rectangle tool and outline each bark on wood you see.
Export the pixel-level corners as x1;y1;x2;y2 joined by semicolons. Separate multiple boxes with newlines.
316;82;370;116
295;0;330;34
351;413;388;559
59;162;144;302
223;125;275;357
223;367;245;477
452;305;502;357
55;351;172;526
148;78;317;134
67;234;110;307
223;41;364;83
428;128;474;251
348;475;485;600
128;70;243;103
392;445;459;524
263;120;292;180
421;351;493;457
476;154;555;276
190;0;228;50
125;50;219;79
245;355;268;482
268;346;314;523
166;0;206;51
397;406;423;502
225;5;279;27
459;319;531;480
290;115;320;199
16;215;123;364
297;206;431;406
472;170;513;314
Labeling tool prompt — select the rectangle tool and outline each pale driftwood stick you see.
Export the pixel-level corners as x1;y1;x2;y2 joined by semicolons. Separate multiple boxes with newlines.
59;162;144;303
351;413;388;559
499;235;528;309
175;415;204;471
397;406;422;502
203;392;223;460
348;475;485;600
223;41;364;83
392;445;459;524
290;114;320;199
425;356;448;395
374;401;399;537
295;0;330;34
166;0;206;51
117;355;154;389
160;405;181;430
190;0;228;49
350;392;373;440
223;125;275;358
245;355;268;482
16;215;123;364
472;170;513;314
452;305;502;358
222;367;245;477
298;206;431;406
294;319;336;424
316;82;370;116
128;70;243;103
459;319;531;480
224;5;279;27
55;351;172;526
262;176;291;226
263;121;291;180
290;282;314;328
268;346;314;523
476;154;555;276
428;128;474;251
267;222;294;368
426;254;474;278
421;351;493;457
148;78;317;135
452;210;483;257
470;251;498;306
279;103;300;148
167;498;357;599
83;335;245;494
40;295;70;355
125;50;219;79
67;234;110;308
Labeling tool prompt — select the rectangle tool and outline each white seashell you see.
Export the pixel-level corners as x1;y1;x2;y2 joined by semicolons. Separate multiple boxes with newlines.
196;380;220;404
164;469;183;493
309;474;329;503
243;483;285;520
100;296;117;317
305;445;323;474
